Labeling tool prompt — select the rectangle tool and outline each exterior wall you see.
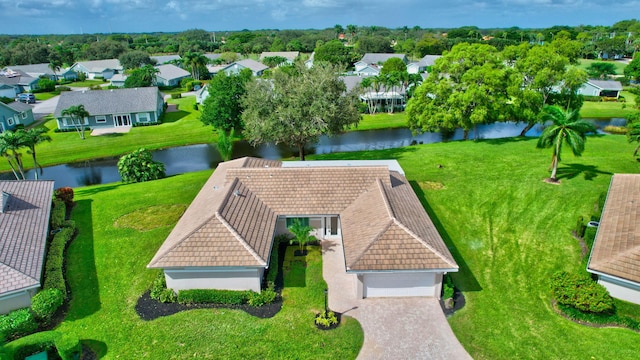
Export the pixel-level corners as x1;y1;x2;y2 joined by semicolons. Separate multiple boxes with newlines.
578;83;600;97
598;275;640;305
0;86;17;98
57;111;159;130
157;76;187;87
164;268;264;292
0;289;36;315
360;271;438;298
0;107;33;131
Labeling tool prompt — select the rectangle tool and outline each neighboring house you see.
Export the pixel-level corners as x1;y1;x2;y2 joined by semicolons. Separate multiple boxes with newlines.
0;101;35;133
148;157;458;298
70;59;123;80
109;74;127;87
407;55;442;74
355;53;409;74
195;85;209;104
151;54;181;65
4;63;77;81
154;64;190;87
354;65;381;76
222;59;268;77
203;53;222;62
206;64;226;77
0;180;55;314
587;174;640;305
259;51;299;65
0;83;17;99
0;69;39;93
305;52;314;69
53;87;164;131
342;75;407;108
578;79;623;99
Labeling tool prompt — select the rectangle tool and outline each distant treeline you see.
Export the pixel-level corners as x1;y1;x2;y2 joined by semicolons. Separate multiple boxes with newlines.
1;19;639;67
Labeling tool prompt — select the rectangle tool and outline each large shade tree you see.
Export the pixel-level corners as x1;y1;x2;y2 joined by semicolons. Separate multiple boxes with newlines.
407;43;510;140
536;105;597;182
200;69;252;133
61;104;90;140
124;65;159;88
242;62;361;160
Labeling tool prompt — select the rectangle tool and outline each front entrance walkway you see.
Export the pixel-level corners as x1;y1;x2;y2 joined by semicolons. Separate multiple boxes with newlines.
322;238;471;360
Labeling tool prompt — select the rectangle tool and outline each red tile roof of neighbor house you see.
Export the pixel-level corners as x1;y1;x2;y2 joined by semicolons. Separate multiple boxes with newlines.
588;174;640;283
148;157;457;272
0;181;54;295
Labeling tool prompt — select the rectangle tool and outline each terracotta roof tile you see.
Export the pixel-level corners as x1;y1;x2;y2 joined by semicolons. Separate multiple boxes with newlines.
588;174;640;283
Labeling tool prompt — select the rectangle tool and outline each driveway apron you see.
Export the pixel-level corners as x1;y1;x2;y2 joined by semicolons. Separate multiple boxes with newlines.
322;237;472;360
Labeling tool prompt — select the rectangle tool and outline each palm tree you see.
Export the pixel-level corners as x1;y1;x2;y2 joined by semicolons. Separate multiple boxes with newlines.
48;60;62;83
536;105;597;182
20;128;52;180
0;131;26;180
182;51;207;80
215;128;235;162
61;105;90;140
287;218;316;255
627;120;640;156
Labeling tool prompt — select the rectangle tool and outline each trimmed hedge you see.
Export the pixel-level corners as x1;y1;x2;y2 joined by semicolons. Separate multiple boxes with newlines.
551;271;614;314
178;289;252;305
0;309;38;343
30;288;64;323
50;199;66;230
248;284;277;307
43;223;76;295
3;330;81;360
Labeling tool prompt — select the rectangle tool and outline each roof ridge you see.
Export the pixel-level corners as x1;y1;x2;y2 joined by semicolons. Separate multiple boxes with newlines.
0;262;39;281
347;219;394;270
215;211;266;266
376;179;395;219
391;218;457;268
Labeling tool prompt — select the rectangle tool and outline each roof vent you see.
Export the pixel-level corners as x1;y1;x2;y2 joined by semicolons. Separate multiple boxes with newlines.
1;191;10;213
233;190;240;197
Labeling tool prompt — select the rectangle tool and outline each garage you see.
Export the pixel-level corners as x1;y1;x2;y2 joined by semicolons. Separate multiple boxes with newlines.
362;272;438;298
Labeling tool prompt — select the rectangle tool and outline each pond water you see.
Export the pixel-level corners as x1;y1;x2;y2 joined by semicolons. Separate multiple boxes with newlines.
0;118;626;188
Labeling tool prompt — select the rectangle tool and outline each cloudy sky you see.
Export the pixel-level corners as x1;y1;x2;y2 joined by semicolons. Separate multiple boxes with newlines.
2;0;637;34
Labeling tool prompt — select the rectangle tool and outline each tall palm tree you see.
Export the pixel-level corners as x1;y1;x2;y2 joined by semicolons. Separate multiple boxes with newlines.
182;51;207;80
48;60;62;83
627;120;640;156
536;105;597;181
0;131;26;180
61;105;90;140
20;128;52;180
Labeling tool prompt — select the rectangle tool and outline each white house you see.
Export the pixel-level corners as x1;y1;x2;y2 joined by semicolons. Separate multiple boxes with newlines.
70;59;123;80
578;79;623;99
148;157;458;298
222;59;268;77
354;53;408;75
407;55;442;74
587;174;640;305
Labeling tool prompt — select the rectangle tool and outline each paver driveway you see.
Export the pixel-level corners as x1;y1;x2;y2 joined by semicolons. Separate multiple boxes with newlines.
322;237;471;360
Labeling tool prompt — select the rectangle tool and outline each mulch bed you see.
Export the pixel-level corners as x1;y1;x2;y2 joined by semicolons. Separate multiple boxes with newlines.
314;312;342;330
135;291;283;321
439;288;466;317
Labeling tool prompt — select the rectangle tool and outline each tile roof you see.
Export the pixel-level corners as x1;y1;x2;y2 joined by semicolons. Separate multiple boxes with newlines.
588;79;623;91
74;59;123;72
588;174;640;284
0;69;38;86
155;64;190;81
148;157;457;273
358;53;408;65
53;87;161;117
224;59;268;73
4;101;32;113
0;181;54;295
259;52;299;61
151;55;181;64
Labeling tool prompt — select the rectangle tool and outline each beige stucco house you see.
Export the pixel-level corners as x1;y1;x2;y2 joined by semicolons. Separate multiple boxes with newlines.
587;174;640;305
148;157;458;298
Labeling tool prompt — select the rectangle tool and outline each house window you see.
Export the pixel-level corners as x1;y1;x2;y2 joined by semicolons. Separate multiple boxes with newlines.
7;117;14;126
21;112;27;119
286;217;309;227
137;113;150;123
63;117;88;126
95;115;107;123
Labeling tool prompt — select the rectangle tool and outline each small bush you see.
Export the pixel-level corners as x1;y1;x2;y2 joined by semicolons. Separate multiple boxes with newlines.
315;311;338;328
170;93;182;99
117;148;166;183
55;86;72;92
178;289;251;305
583;95;603;102
442;275;454;299
54;187;74;207
583;226;598;250
574;215;586;238
149;273;176;303
31;288;64;322
50;199;66;229
603;125;627;134
0;308;38;342
4;331;81;360
248;284;277;307
551;271;614;314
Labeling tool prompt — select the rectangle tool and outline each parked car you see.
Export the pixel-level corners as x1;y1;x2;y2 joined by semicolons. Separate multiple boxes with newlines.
15;93;35;104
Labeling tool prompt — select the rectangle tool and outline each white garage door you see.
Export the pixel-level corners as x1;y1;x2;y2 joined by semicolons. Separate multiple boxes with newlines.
363;272;436;298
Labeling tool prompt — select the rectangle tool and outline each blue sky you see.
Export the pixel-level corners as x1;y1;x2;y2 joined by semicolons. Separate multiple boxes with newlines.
2;0;637;34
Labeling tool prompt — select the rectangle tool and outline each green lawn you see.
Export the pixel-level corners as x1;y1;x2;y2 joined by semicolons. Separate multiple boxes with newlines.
33;92;59;101
66;80;106;88
56;171;363;359
0;97;215;173
312;134;640;359
577;59;627;75
580;91;637;118
354;113;408;131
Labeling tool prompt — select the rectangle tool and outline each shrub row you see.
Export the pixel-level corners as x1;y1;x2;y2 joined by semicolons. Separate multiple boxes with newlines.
0;309;38;343
248;284;277;307
178;289;252;305
54;187;74;208
3;330;81;360
551;271;614;314
558;303;640;331
30;289;64;323
50;199;66;230
43;222;76;296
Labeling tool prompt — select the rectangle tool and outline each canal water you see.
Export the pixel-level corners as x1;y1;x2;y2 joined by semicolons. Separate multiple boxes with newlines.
0;119;626;188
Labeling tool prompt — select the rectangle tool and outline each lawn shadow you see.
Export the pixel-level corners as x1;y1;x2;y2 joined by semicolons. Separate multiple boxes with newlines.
82;339;108;359
481;136;537;146
556;163;612;181
283;246;307;288
410;181;482;293
310;144;419;161
160;110;189;124
65;199;101;320
74;183;123;197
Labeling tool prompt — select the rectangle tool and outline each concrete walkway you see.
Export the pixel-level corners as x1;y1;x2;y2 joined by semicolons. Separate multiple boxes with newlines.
322;238;472;360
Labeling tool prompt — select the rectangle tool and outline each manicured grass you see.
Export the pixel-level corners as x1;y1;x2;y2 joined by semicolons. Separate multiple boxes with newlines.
577;59;627;75
312;134;640;358
66;80;106;88
0;97;215;173
33;92;58;101
353;113;408;131
57;174;363;358
580;91;637;118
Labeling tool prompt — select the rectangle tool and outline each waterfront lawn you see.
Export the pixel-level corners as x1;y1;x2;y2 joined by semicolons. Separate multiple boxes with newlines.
56;170;363;359
312;134;640;359
354;113;408;131
0;96;215;173
580;91;637;118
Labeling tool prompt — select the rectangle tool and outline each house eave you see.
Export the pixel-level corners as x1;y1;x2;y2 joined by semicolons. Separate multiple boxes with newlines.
586;267;640;288
346;267;459;274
